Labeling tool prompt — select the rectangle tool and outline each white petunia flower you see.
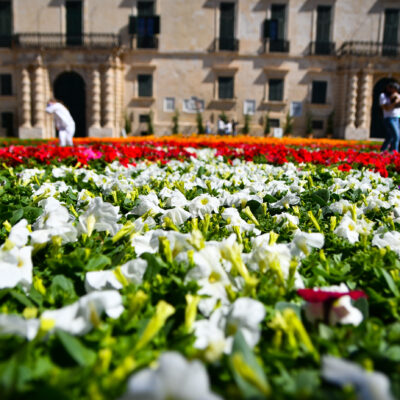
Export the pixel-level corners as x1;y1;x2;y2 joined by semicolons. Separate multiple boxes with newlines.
161;207;192;226
119;351;222;400
221;207;260;234
8;219;30;247
193;297;265;355
274;212;299;228
290;230;324;258
334;215;360;244
269;193;300;209
372;231;400;256
85;258;148;292
41;290;124;335
0;314;40;340
188;194;220;219
79;197;121;236
0;245;33;290
322;356;394;400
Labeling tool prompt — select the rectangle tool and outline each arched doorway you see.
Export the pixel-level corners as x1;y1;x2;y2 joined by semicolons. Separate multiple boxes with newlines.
370;77;398;139
54;71;86;137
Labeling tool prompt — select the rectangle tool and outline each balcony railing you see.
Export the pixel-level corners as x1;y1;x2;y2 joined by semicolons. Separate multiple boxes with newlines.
136;35;158;49
210;37;239;52
338;41;400;58
309;41;336;56
13;33;121;49
263;39;290;53
0;35;12;47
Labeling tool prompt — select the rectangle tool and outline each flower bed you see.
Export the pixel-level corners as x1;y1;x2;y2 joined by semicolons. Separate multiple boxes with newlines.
0;139;399;399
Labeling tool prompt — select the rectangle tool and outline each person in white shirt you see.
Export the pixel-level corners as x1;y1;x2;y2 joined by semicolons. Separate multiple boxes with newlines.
217;118;225;135
225;120;233;135
45;99;76;147
379;82;400;152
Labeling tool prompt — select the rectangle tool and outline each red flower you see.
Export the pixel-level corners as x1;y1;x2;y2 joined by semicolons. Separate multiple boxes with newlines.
297;288;367;303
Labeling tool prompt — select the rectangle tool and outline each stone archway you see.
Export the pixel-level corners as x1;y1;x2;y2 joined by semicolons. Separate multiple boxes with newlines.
54;71;86;137
370;77;398;139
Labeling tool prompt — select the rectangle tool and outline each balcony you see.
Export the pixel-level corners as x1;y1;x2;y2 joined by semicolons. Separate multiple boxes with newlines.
309;41;336;56
13;33;121;49
338;41;400;58
210;37;239;52
136;35;158;49
0;35;12;47
263;39;290;53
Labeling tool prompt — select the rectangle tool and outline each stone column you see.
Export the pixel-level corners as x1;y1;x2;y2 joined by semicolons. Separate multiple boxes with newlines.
357;70;373;129
114;56;123;137
103;62;115;131
346;70;358;129
20;68;31;128
91;68;101;128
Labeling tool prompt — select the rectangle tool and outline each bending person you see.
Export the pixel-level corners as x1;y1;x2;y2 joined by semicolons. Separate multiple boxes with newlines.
380;82;400;152
45;99;75;147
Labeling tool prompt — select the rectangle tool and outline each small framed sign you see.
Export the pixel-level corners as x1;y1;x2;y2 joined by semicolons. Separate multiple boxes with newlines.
290;101;303;117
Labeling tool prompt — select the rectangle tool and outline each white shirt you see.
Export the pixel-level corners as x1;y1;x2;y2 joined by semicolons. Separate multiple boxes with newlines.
379;93;400;118
218;119;225;130
225;122;233;134
45;102;75;131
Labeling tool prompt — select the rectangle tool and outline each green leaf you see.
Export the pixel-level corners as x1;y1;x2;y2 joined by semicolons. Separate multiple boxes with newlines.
49;275;77;304
86;254;111;271
229;331;270;399
311;189;330;207
56;330;96;367
353;297;369;320
10;209;24;225
381;269;400;297
142;253;167;281
9;290;35;308
383;345;400;362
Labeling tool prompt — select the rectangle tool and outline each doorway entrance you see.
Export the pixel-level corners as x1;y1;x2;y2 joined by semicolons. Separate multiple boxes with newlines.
54;71;86;137
370;77;398;139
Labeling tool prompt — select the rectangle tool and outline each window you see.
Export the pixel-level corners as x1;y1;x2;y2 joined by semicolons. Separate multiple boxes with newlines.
0;1;12;47
139;114;150;123
218;76;234;99
268;79;284;101
138;1;155;16
66;1;82;46
138;74;153;97
0;74;12;95
311;81;327;104
271;4;286;40
270;118;280;128
316;6;331;43
312;120;324;130
383;9;399;56
164;97;175;112
131;1;160;49
219;2;235;50
244;100;256;115
1;112;13;137
315;5;332;54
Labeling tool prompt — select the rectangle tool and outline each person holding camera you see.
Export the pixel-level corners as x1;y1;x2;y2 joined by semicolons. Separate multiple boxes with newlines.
380;82;400;152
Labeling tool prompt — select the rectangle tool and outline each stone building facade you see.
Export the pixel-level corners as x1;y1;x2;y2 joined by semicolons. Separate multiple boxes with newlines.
0;0;399;139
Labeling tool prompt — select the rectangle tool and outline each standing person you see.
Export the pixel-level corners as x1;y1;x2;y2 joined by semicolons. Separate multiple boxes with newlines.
217;117;225;135
205;120;212;134
225;119;233;135
232;119;238;136
380;82;400;152
45;99;75;147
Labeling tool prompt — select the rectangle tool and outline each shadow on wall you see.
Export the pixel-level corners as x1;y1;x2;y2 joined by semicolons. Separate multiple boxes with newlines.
119;0;135;8
48;0;63;6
